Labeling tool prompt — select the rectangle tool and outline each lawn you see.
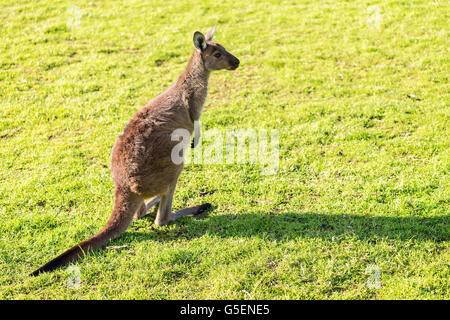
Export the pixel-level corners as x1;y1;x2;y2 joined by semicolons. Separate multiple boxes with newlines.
0;0;448;299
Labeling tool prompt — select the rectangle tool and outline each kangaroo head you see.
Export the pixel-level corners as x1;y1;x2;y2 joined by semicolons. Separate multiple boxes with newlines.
193;25;240;71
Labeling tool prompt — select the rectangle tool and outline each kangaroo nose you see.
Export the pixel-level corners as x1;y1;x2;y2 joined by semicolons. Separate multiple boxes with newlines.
228;56;240;70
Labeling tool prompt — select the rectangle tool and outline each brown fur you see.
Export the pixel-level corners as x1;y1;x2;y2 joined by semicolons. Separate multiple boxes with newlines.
30;27;239;276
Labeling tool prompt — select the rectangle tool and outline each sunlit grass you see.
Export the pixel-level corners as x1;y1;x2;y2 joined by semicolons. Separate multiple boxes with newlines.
0;0;448;299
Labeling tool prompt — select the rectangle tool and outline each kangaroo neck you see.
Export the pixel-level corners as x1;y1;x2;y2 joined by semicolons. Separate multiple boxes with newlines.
175;50;210;122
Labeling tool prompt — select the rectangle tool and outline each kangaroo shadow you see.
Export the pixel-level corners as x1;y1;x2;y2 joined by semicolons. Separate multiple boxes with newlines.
125;209;449;244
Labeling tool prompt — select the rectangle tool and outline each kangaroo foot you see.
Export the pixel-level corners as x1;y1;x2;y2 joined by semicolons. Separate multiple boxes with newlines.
154;203;212;226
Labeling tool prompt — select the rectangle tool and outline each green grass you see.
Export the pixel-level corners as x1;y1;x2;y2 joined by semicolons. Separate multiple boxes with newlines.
0;0;449;299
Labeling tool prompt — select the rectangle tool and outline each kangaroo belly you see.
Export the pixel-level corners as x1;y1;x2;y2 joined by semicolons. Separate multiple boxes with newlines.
128;156;184;197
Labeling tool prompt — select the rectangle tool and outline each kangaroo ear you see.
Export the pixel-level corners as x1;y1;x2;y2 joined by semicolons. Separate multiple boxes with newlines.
193;31;207;52
205;24;217;41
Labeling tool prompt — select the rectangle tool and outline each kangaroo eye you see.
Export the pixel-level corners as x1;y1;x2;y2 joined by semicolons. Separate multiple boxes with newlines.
214;52;221;58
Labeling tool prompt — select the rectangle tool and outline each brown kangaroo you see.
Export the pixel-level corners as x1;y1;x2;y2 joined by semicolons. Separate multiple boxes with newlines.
30;26;239;276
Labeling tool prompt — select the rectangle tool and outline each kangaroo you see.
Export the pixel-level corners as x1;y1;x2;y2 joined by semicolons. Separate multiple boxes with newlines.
30;26;240;276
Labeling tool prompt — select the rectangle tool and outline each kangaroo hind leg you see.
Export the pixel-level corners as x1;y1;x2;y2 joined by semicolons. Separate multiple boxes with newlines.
154;187;176;226
154;184;211;226
134;196;161;219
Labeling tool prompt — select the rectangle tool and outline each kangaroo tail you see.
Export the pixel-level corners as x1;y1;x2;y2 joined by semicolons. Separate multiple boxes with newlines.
30;189;141;276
